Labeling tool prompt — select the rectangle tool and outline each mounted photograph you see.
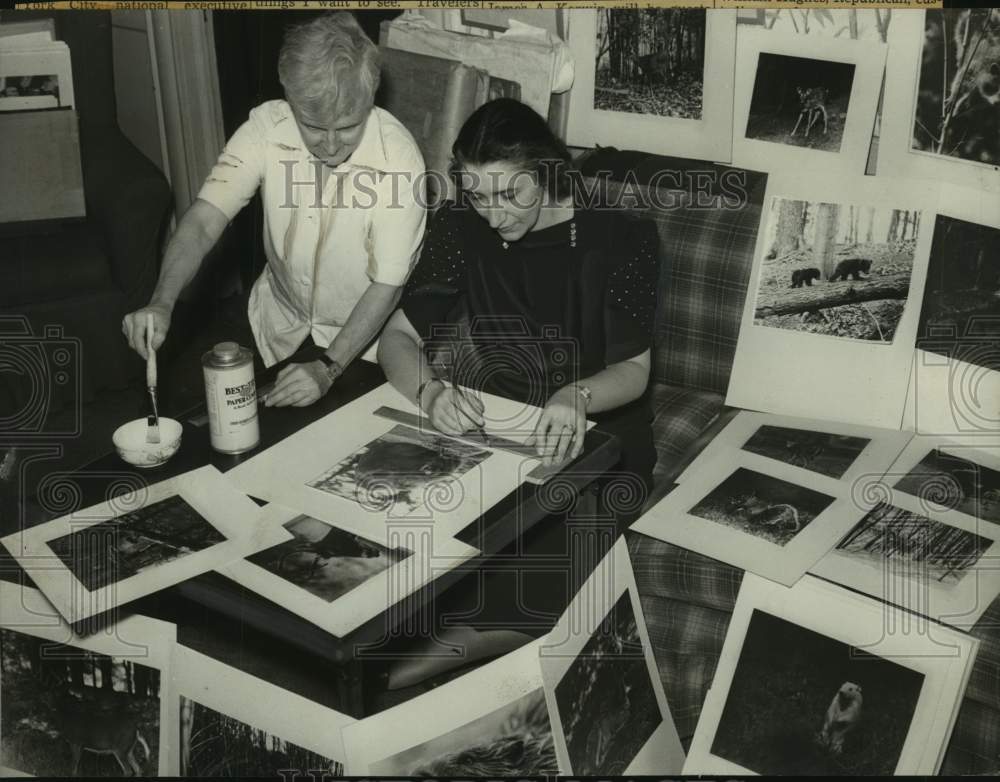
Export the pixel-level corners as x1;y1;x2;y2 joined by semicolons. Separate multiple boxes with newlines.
342;638;558;775
709;609;924;775
690;466;836;546
738;8;894;43
245;513;411;603
916;213;1000;373
174;646;351;779
220;503;478;638
594;8;706;120
565;8;736;161
732;29;886;173
811;491;1000;626
45;494;226;592
631;448;857;586
0;582;176;777
0;465;287;626
686;574;980;775
745;53;855;152
674;411;913;488
742;425;871;479
753;196;921;342
542;540;684;775
894;447;1000;524
913;10;1000;171
1;627;163;777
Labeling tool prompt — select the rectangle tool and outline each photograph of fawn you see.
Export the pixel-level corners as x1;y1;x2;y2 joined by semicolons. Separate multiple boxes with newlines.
0;628;161;776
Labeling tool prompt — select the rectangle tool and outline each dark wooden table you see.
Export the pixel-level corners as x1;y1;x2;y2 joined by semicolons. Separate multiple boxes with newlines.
9;359;622;716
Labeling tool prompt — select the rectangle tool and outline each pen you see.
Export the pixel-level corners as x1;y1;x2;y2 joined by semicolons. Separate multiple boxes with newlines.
434;359;490;446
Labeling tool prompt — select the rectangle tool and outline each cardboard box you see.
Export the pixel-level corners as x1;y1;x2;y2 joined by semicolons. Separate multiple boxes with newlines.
0;108;85;224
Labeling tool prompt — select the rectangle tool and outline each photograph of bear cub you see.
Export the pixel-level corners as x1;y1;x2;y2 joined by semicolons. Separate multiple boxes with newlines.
754;197;919;342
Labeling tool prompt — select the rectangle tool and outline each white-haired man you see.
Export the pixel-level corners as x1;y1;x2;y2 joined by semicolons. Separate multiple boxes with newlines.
123;12;425;407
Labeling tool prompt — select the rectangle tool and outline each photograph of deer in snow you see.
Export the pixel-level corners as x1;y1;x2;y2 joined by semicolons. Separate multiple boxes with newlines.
745;53;855;152
708;609;924;775
753;196;920;342
594;8;706;119
914;9;1000;169
689;467;835;546
0;627;162;777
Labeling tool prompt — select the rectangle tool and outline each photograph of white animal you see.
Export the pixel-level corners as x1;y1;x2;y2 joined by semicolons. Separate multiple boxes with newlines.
820;681;863;753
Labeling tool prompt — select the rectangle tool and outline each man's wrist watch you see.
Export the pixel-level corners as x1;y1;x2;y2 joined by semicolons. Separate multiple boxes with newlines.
317;354;344;382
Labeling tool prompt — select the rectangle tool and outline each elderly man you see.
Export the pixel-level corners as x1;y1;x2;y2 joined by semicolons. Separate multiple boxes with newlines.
123;12;425;407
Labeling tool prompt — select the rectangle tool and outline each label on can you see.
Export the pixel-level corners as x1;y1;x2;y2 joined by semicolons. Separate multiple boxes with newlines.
202;343;260;455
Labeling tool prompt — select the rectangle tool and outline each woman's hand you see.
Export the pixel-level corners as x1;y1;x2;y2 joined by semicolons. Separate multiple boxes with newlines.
527;385;586;467
424;383;485;437
264;360;333;407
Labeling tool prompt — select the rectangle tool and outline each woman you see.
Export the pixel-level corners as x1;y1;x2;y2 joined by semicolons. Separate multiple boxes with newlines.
377;98;659;659
379;98;659;506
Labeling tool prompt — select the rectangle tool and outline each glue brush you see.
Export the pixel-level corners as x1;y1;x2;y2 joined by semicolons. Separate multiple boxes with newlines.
145;313;160;444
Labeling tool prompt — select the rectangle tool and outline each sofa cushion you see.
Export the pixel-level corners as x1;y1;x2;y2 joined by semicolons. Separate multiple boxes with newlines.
637;592;729;741
941;697;1000;775
0;222;113;307
579;150;766;396
648;382;726;488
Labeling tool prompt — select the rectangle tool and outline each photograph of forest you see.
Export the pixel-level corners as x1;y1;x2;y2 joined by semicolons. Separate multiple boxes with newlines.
179;696;342;776
834;502;992;585
710;609;924;775
916;214;1000;373
594;8;705;120
1;628;161;776
913;9;1000;168
745;54;855;152
754;196;920;341
737;8;893;42
554;592;660;775
45;494;227;592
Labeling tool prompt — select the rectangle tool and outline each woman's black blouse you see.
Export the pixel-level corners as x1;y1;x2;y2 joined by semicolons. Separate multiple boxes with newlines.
400;201;660;411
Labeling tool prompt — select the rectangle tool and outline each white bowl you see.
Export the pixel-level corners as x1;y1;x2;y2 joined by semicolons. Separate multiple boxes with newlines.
112;418;183;468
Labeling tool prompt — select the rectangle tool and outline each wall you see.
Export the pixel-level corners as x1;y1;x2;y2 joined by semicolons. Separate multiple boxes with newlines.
110;10;167;174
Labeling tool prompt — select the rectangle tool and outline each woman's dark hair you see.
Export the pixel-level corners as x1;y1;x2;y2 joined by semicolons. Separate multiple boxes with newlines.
451;98;574;200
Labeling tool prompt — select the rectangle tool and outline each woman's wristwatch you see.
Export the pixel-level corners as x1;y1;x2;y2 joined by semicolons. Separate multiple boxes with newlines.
568;383;593;410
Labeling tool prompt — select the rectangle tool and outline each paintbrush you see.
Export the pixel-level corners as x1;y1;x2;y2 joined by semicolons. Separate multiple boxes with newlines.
145;312;161;444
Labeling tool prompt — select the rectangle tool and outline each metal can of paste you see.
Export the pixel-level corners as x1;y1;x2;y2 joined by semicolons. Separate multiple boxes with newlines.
202;341;260;455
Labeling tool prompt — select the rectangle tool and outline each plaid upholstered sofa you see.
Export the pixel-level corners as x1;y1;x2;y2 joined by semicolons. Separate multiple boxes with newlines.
579;149;1000;774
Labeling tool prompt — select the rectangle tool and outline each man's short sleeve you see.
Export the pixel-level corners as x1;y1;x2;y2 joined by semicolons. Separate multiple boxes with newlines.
368;146;427;287
196;111;266;221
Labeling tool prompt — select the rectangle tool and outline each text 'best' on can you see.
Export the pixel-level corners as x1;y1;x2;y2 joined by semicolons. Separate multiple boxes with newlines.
202;341;260;455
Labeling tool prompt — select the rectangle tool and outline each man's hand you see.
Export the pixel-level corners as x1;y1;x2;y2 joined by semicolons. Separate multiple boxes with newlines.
122;305;171;360
526;386;586;467
264;360;333;408
424;384;485;437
